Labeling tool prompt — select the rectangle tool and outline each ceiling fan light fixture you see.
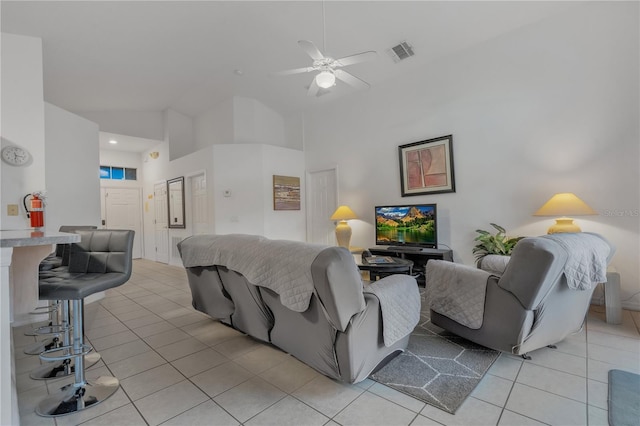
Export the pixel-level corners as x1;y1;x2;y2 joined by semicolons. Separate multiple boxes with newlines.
315;70;335;88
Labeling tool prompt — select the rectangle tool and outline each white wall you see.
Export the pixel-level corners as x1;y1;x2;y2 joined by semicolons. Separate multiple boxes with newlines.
78;111;164;141
194;98;234;149
212;144;265;235
165;108;194;161
44;103;101;230
233;97;285;146
262;145;306;241
303;2;640;308
212;144;306;240
282;112;304;151
0;33;45;230
193;96;294;150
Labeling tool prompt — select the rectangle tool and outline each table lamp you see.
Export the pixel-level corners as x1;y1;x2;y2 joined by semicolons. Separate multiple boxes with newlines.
533;192;597;234
330;205;358;248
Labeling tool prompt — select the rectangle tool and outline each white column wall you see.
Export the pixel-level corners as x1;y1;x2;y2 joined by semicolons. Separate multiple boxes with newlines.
212;144;265;236
0;33;45;230
44;103;101;231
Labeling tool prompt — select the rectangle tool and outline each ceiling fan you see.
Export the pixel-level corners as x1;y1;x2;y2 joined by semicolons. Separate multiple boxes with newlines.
272;1;376;96
274;40;377;97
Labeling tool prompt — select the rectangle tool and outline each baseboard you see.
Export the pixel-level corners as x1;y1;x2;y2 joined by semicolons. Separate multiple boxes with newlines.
591;295;640;312
622;300;640;311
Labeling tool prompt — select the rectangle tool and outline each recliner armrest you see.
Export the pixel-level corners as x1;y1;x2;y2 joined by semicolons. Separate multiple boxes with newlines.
426;260;493;287
478;255;510;276
425;260;494;329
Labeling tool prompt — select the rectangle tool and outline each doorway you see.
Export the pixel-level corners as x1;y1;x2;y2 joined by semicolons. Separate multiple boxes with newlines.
102;187;143;258
306;168;338;245
189;173;208;235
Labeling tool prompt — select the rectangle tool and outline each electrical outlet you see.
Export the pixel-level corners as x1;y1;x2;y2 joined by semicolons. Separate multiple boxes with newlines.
7;204;19;216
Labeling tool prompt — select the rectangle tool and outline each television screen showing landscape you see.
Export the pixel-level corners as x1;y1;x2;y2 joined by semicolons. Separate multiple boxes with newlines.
375;204;437;247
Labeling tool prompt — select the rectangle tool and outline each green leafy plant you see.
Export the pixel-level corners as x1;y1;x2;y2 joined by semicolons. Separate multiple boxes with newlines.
473;223;524;262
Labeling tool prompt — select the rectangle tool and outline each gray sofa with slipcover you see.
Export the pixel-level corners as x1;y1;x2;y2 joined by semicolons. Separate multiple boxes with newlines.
426;232;614;356
178;234;420;383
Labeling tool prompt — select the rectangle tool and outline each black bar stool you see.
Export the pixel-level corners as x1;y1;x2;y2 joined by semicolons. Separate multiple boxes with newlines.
35;229;134;417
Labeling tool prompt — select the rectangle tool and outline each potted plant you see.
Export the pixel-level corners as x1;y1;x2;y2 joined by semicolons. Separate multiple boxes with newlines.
473;223;523;264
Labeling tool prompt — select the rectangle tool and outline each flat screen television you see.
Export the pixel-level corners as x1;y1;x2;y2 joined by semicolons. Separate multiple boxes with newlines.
375;204;437;249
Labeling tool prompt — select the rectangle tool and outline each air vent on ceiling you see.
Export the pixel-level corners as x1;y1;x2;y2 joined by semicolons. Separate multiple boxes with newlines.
387;41;415;63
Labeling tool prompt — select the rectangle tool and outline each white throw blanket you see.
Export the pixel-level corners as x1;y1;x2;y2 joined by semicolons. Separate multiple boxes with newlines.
426;260;492;330
542;233;611;290
178;234;327;312
365;275;421;347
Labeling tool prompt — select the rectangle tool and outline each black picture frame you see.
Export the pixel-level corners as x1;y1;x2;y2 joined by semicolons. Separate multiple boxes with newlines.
167;176;186;229
398;135;455;197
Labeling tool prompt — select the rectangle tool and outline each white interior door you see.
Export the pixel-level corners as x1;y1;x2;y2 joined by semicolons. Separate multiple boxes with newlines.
104;188;143;258
306;168;338;245
154;182;169;264
190;173;208;235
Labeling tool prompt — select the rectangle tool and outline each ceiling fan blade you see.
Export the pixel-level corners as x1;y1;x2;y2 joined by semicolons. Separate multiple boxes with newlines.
271;66;315;76
298;40;325;61
307;77;320;97
334;69;370;90
335;51;377;67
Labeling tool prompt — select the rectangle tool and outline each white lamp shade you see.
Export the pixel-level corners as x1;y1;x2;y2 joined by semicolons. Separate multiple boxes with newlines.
315;70;335;89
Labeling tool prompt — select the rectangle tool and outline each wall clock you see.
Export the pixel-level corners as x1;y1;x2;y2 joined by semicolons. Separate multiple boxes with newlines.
1;146;31;166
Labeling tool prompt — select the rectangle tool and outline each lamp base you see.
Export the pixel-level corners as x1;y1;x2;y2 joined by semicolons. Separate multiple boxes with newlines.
547;218;582;234
335;220;352;248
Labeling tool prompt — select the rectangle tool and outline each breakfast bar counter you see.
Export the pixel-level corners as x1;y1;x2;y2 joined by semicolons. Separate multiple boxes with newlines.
1;230;80;426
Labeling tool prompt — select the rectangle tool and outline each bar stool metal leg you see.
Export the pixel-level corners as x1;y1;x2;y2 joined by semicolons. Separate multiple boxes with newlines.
36;300;118;417
23;301;63;355
30;300;100;380
24;300;60;335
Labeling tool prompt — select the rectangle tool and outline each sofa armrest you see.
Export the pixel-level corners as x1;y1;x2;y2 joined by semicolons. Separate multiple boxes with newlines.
364;274;420;347
335;293;410;383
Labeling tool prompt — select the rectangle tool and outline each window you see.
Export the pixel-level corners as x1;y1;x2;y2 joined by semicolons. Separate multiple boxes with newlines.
100;165;137;181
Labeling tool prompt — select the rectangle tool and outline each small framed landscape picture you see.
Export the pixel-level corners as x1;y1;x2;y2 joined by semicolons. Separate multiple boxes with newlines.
398;135;455;197
273;175;301;210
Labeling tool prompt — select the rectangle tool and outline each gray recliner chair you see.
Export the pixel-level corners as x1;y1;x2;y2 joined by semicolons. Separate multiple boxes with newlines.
426;232;614;357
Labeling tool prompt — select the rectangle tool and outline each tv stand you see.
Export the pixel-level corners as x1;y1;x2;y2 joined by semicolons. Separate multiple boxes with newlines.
368;246;453;285
389;246;423;252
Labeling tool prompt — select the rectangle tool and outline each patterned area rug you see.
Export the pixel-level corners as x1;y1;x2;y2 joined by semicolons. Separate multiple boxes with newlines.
370;289;499;414
608;369;640;426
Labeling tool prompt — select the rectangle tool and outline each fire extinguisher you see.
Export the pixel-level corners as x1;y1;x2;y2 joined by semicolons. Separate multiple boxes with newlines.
23;192;45;229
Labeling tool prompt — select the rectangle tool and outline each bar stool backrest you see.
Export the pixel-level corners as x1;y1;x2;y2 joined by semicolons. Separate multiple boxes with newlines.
68;230;134;277
56;225;98;263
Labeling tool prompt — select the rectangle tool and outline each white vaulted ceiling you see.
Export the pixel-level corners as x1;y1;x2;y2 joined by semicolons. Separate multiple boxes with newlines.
2;1;579;118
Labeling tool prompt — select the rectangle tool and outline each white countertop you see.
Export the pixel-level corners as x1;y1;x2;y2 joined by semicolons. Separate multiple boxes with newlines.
0;230;80;247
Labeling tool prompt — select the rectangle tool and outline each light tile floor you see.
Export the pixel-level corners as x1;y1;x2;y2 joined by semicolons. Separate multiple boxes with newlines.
13;259;640;425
